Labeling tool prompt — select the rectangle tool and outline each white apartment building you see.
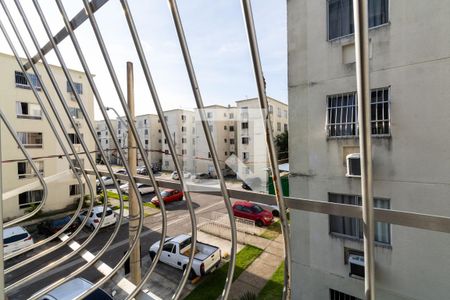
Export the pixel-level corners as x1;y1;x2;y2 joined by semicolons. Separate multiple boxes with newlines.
161;109;195;172
0;53;95;220
288;1;450;299
95;119;118;164
193;105;237;176
235;97;288;189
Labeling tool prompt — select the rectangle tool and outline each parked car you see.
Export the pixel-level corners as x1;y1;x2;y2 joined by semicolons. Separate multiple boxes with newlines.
119;182;154;194
3;226;34;255
171;171;191;180
151;189;183;206
149;234;221;279
96;176;114;187
34;277;113;300
78;206;116;230
115;169;127;175
37;216;81;236
232;201;274;226
137;166;148;175
191;173;212;183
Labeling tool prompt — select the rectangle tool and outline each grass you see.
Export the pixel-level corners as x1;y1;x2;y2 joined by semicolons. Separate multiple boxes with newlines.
257;261;284;300
184;245;263;300
259;221;282;240
103;191;128;201
143;202;157;209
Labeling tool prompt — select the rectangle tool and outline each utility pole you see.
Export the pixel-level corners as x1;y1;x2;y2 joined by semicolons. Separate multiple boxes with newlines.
127;61;141;283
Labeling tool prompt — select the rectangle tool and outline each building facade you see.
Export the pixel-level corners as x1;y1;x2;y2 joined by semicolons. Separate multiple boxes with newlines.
288;1;450;299
193;105;237;176
95;119;118;164
236;97;288;190
0;53;95;220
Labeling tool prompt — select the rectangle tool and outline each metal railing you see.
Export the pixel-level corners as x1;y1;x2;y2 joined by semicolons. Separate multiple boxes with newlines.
1;1;450;300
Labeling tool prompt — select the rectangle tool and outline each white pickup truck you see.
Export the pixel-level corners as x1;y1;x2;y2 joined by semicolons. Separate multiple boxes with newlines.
149;234;221;279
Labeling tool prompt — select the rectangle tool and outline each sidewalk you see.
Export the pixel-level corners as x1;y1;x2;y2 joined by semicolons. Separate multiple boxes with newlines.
228;234;284;299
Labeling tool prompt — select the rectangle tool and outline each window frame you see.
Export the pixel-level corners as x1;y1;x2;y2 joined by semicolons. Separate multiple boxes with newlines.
17;161;44;179
17;132;43;148
18;189;44;209
16;102;42;120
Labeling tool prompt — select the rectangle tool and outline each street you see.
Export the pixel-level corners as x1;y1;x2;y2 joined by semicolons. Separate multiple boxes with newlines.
6;191;230;299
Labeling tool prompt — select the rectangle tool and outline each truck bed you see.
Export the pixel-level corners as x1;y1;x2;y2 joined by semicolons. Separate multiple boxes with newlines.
181;242;218;261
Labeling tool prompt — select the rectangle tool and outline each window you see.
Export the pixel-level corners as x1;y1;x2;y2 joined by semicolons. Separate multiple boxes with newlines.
229;125;235;132
145;140;149;145
67;81;83;94
16;102;42;119
164;161;169;167
68;133;83;144
182;149;187;155
230;139;235;145
118;129;121;135
225;151;228;156
243;152;249;161
277;107;282;117
69;107;83;119
329;193;391;244
158;129;161;133
181;115;186;121
144;119;147;124
207;112;213;118
164;139;167;144
182;126;186;132
327;0;389;40
326;87;390;137
15;71;41;90
158;139;161;143
165;150;169;154
18;161;44;179
242;137;249;144
242;122;248;129
144;129;148;135
17;132;43;148
97;131;101;136
18;190;43;208
283;110;288;118
182;138;186;143
208;152;211;158
224;125;227;130
118;139;122;144
229;113;234;119
269;105;273;114
224;138;227;143
277;122;281;131
329;289;361;300
70;159;84;174
284;124;288;132
69;184;85;196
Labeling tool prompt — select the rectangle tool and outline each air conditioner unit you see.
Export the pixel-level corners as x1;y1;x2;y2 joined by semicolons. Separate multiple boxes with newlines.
346;153;361;177
349;254;365;278
71;120;82;128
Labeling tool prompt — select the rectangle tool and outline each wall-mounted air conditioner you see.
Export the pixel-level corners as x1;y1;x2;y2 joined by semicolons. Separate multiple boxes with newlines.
346;153;361;177
71;120;82;128
349;254;365;278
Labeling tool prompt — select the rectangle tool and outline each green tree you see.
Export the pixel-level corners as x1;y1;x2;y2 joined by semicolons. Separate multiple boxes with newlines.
274;130;288;160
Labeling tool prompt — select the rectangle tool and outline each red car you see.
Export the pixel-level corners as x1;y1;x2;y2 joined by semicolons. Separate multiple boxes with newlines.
232;201;274;226
151;189;184;206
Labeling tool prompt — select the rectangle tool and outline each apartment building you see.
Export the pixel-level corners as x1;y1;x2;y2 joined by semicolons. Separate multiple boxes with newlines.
288;1;450;299
0;53;94;220
193;105;237;176
235;97;288;190
161;109;195;172
95;119;118;164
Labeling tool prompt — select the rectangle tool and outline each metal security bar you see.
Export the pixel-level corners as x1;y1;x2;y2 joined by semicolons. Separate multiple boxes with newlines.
1;1;449;300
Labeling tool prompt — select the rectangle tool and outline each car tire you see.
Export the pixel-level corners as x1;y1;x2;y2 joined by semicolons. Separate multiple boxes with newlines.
90;224;95;231
255;219;264;227
149;251;156;261
272;210;280;217
188;268;196;280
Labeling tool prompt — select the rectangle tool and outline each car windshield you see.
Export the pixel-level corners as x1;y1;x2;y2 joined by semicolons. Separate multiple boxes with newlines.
251;205;264;213
4;233;28;244
96;209;113;218
161;191;170;197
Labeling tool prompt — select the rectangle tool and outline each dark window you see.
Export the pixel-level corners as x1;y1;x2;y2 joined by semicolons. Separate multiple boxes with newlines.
163;243;174;252
69;184;85;196
18;190;43;208
242;137;249;144
182;138;186;143
328;0;388;40
145;140;149;145
17;132;43;148
144;129;148;135
96;209;113;218
16;102;42;119
242;122;248;129
230;139;235;145
326;87;390;137
68;133;83;144
329;193;391;244
329;289;361;300
15;71;41;90
18;161;44;179
224;125;227;130
4;233;29;244
229;125;235;132
67;81;83;94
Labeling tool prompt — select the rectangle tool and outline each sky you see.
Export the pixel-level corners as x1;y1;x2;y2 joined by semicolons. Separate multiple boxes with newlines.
0;0;287;120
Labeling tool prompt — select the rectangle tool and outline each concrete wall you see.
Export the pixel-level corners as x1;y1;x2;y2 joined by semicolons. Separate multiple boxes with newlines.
288;1;450;299
0;53;95;220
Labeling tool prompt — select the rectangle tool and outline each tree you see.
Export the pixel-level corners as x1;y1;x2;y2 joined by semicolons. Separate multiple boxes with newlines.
274;130;288;160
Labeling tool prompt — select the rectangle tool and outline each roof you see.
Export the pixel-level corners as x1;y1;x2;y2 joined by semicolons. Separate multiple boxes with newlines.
37;278;93;300
235;96;288;107
4;226;28;238
171;234;191;244
234;200;253;207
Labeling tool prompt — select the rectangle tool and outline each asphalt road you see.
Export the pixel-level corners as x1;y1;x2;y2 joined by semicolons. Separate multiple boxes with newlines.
6;191;229;300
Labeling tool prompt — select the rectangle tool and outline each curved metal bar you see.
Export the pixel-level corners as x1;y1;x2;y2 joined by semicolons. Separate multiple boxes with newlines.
115;2;199;299
2;0;125;293
241;1;292;299
0;14;93;263
54;0;168;297
165;1;237;299
0;110;48;227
